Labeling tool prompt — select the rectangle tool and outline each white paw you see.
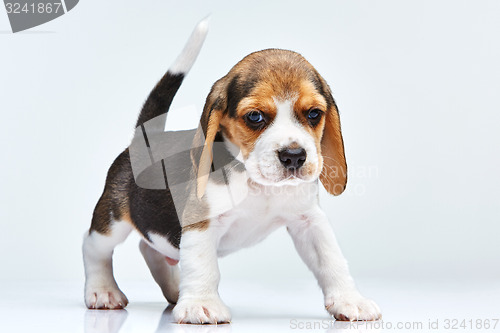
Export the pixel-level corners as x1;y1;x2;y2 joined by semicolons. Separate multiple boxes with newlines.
85;286;128;310
326;293;381;321
173;297;231;324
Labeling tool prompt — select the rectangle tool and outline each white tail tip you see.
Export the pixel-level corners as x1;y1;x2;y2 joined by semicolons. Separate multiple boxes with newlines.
168;16;210;75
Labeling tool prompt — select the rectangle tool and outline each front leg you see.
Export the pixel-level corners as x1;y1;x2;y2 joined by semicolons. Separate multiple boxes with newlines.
172;226;231;324
287;208;381;321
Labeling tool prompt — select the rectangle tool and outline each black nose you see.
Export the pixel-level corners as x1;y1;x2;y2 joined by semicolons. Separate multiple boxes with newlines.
278;148;307;170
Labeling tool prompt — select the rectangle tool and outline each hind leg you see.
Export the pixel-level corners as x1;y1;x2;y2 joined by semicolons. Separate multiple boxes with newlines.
83;221;132;309
139;240;180;304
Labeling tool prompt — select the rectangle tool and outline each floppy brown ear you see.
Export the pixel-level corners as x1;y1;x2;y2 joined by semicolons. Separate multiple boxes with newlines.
196;110;223;199
195;79;227;199
319;86;347;196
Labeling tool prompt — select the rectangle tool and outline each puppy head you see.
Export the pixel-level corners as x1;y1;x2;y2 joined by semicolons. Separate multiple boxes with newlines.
197;49;347;197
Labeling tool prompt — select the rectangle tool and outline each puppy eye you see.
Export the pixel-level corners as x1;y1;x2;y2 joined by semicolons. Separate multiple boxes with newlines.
307;109;322;120
307;108;323;125
245;111;265;124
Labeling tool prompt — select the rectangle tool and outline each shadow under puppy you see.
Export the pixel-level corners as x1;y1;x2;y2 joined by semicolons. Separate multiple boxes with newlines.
83;18;381;324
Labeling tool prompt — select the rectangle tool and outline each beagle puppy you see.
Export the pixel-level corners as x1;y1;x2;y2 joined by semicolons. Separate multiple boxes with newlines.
83;18;381;324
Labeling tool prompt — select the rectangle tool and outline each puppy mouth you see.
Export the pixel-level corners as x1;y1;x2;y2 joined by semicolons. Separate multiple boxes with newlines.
254;164;316;185
282;169;305;180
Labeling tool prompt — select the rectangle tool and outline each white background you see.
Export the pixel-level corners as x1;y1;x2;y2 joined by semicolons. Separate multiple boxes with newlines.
0;1;499;331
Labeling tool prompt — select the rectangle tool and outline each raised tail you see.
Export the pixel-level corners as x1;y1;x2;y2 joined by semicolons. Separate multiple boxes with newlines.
135;17;209;128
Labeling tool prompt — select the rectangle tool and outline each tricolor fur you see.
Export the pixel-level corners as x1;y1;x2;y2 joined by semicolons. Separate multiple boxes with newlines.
83;18;381;324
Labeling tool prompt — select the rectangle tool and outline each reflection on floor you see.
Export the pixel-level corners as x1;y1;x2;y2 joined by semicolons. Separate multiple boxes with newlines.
84;306;360;333
1;278;499;333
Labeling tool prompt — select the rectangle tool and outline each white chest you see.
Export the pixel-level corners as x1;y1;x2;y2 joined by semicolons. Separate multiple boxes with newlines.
205;177;319;257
